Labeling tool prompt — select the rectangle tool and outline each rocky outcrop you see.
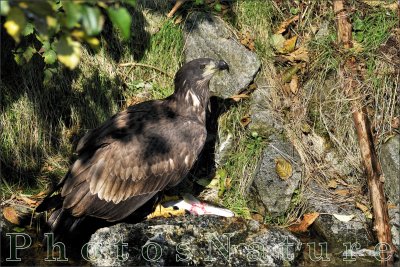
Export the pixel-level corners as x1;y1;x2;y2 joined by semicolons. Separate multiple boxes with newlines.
380;134;400;205
184;12;261;97
87;216;302;266
306;181;375;253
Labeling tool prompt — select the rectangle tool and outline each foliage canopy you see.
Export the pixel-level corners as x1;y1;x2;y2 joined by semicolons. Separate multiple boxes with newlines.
1;0;135;80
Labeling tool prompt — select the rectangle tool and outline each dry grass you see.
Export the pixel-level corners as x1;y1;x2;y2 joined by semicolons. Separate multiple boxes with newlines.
0;2;183;198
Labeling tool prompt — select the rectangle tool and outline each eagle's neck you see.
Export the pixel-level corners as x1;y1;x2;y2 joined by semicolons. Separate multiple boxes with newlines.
170;82;210;124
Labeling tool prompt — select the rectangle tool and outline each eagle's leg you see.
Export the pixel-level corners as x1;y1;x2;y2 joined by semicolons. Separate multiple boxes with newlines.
147;195;186;219
146;194;235;219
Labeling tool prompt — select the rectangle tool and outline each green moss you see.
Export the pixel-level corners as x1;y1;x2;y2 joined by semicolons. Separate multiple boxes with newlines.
217;103;267;218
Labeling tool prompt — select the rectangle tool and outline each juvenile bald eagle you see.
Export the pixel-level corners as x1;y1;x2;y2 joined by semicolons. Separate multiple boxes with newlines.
36;58;229;240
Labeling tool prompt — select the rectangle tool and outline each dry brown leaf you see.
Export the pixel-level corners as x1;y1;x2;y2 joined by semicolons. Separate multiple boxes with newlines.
240;31;256;51
240;115;251;127
275;15;300;34
289;74;299;95
388;203;398;209
356;202;373;219
327;179;338;189
231;94;250;102
334;189;350;196
3;206;20;225
391;117;399;129
225;177;232;190
252;213;264;222
275;157;293;180
248;83;257;91
288;212;319;233
336;178;349;186
282;47;310;62
32;190;47;199
17;195;37;206
282;36;297;53
174;15;183;24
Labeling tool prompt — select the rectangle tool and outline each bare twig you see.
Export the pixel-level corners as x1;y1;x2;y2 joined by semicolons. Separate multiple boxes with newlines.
333;1;395;265
167;0;187;18
118;62;173;78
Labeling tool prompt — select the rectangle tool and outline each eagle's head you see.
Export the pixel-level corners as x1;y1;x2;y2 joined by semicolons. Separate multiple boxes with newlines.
173;58;229;108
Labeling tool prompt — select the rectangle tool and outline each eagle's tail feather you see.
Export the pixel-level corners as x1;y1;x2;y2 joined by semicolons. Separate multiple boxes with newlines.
43;208;84;243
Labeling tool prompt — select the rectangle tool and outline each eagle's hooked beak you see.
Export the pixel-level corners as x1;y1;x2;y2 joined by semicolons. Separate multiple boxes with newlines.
217;60;229;72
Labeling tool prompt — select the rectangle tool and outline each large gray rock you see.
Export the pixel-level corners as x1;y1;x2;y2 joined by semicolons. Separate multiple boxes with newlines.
380;134;400;204
87;216;302;266
251;137;302;217
306;182;375;253
248;77;284;137
389;204;400;251
184;12;261;97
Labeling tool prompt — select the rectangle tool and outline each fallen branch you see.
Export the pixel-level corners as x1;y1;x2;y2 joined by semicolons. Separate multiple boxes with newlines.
118;62;173;78
333;1;395;265
167;0;187;18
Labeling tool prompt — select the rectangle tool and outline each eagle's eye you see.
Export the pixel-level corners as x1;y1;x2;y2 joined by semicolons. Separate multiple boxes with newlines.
200;64;206;70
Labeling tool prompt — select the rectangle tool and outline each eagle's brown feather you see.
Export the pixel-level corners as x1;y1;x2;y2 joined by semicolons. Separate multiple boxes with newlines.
61;102;206;221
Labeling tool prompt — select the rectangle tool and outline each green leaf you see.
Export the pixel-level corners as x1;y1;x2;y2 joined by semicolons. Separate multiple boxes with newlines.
13;48;24;65
41;40;51;51
0;1;10;16
21;22;34;36
4;7;26;43
353;17;364;31
195;0;204;5
12;227;25;233
270;33;285;51
107;7;132;40
122;0;136;7
290;7;299;15
214;3;222;12
63;2;82;29
22;2;54;17
56;36;81;69
81;6;104;36
23;46;36;62
44;67;57;84
43;49;57;64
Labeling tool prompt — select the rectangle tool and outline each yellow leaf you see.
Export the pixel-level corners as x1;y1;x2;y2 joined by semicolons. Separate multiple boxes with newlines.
85;36;100;49
71;30;85;40
275;157;293;180
282;36;297;53
56;36;81;70
46;16;57;28
327;179;338;189
4;7;26;43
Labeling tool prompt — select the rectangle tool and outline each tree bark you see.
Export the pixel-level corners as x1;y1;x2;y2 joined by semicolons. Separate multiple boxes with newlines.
333;0;395;265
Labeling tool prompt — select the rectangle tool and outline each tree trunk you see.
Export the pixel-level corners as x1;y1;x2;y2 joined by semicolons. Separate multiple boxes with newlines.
333;0;395;265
